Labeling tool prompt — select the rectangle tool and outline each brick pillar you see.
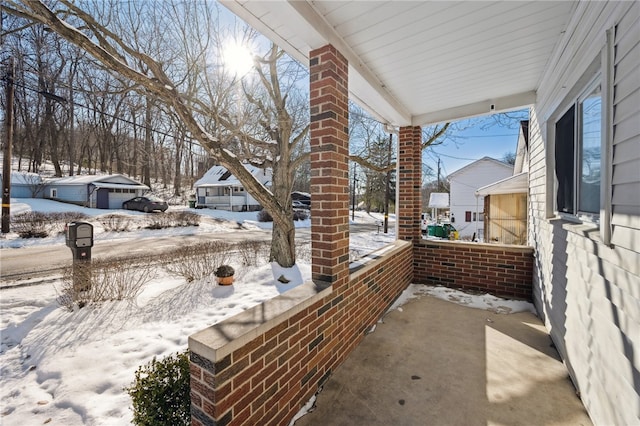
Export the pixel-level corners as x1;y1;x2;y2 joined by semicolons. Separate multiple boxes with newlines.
397;126;422;241
309;44;349;288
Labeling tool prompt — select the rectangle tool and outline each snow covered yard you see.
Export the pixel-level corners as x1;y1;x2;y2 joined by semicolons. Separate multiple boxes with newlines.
0;198;396;424
0;198;535;425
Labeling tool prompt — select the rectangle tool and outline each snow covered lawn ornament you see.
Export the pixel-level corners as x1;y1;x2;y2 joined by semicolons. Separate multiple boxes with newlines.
214;265;235;286
271;262;304;293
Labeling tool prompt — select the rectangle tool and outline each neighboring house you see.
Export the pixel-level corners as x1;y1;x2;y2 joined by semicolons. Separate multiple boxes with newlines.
194;164;272;211
45;174;148;209
477;121;529;245
448;157;512;238
1;172;45;198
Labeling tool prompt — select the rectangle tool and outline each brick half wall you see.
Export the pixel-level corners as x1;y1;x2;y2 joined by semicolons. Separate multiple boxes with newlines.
414;240;534;301
189;241;413;426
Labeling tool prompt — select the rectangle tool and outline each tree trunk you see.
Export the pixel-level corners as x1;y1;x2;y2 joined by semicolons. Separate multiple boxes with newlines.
270;217;295;268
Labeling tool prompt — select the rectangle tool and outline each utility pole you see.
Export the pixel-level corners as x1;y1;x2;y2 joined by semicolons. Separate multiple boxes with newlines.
2;57;14;234
437;158;441;190
351;162;357;221
384;133;392;233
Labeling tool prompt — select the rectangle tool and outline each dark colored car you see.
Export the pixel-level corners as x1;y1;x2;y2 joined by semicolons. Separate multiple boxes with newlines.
122;196;168;213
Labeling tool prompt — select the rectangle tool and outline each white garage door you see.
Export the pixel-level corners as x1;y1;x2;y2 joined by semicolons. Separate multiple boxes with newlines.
108;190;137;209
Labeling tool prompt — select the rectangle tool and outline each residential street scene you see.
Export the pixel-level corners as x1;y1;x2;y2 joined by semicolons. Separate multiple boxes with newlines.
1;1;638;425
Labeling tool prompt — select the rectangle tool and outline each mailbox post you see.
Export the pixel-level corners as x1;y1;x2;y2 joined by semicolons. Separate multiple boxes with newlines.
65;222;94;291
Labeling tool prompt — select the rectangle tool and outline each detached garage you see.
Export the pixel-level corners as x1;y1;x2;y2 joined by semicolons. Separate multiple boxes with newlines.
45;174;148;209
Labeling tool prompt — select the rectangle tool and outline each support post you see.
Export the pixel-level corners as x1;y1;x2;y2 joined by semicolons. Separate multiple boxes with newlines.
309;44;349;289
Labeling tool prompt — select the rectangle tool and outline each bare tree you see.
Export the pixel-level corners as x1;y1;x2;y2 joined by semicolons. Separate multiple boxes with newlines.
2;0;310;269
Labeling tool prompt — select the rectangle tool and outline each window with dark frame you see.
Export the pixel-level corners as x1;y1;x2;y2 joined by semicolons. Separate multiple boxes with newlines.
555;78;602;217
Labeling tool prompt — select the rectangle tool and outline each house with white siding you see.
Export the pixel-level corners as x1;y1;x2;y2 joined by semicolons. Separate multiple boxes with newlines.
448;157;512;239
1;172;44;199
194;164;272;211
528;4;639;423
44;174;148;209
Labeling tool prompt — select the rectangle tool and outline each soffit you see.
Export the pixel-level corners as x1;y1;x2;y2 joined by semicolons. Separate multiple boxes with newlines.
221;1;576;126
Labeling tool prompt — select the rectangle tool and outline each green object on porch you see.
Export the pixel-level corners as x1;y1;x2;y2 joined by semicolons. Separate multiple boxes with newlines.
188;200;196;208
427;225;436;236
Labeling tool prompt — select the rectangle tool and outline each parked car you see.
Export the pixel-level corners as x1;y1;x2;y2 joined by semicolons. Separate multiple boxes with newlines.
122;196;168;212
292;200;308;209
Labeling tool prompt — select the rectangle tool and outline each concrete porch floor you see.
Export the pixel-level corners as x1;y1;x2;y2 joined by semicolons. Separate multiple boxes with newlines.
294;291;592;426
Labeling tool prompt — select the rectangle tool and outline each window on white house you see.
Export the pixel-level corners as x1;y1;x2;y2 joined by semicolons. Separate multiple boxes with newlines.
555;77;602;218
50;188;57;198
465;211;471;222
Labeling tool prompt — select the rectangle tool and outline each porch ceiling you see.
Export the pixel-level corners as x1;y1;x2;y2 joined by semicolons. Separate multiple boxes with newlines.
220;1;577;126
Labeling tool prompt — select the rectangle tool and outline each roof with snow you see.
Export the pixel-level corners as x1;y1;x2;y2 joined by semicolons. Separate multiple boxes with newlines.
428;192;449;208
194;164;272;188
476;172;529;196
46;174;148;189
0;172;43;185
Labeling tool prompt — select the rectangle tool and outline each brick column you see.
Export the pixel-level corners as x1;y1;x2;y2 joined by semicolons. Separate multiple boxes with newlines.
309;44;349;288
397;126;422;241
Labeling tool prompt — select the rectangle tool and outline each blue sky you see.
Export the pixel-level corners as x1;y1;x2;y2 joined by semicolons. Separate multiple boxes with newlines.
217;4;527;180
423;110;528;178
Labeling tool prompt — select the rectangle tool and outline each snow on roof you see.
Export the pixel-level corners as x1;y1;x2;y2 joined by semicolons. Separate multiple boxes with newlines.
194;164;272;187
0;172;42;185
428;192;449;208
46;174;144;186
476;172;528;196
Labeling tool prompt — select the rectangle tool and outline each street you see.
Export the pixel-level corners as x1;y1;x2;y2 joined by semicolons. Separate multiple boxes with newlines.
0;223;381;287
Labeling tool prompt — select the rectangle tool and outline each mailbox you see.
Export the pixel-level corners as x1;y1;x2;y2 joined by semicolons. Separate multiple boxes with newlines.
66;222;94;249
65;222;93;291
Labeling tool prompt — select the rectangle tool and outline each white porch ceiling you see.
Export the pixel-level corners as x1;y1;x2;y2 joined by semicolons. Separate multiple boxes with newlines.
221;1;577;127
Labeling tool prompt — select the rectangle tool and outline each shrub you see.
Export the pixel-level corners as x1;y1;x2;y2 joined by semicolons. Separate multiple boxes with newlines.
126;350;190;426
293;209;309;221
162;241;231;282
49;212;90;234
99;214;132;232
170;211;200;227
257;209;272;222
235;240;269;266
258;209;309;222
11;211;49;238
146;214;172;230
214;264;235;277
57;257;155;310
295;241;312;263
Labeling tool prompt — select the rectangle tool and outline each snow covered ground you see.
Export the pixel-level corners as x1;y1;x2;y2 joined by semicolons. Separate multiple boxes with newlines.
0;198;533;425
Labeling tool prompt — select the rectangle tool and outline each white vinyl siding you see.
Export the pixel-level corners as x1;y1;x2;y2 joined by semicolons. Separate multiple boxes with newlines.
530;2;640;425
448;158;512;238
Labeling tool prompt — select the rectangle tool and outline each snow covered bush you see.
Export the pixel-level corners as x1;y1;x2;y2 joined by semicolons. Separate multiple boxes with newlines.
126;350;190;426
